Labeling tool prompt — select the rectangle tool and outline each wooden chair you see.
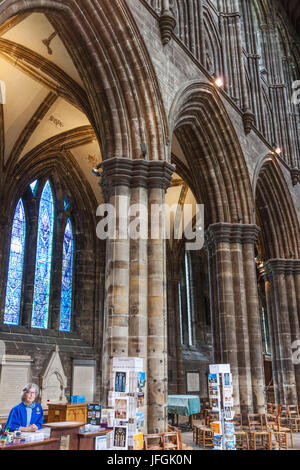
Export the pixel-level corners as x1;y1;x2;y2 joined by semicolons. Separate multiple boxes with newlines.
168;425;183;450
143;434;163;450
267;403;274;414
162;432;180;450
193;423;202;447
288;405;300;433
265;413;288;450
278;407;294;448
233;414;249;450
247;414;272;450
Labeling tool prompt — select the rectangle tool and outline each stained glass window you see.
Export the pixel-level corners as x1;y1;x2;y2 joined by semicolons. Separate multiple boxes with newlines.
31;181;54;329
3;200;26;325
59;219;74;332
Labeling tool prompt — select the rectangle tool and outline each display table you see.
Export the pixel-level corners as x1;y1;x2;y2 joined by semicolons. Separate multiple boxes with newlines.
43;421;85;450
168;395;201;427
0;438;60;451
47;403;87;423
168;395;201;416
78;428;112;450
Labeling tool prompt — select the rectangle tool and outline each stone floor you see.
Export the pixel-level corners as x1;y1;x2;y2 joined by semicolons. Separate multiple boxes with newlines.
177;416;300;451
181;430;300;450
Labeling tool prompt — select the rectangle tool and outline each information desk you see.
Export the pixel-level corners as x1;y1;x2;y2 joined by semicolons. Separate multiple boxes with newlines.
44;421;85;450
168;395;201;427
0;438;60;451
78;429;112;450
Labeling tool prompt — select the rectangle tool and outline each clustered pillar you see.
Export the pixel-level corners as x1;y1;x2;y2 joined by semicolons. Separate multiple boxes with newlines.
265;260;300;405
100;157;174;433
206;223;265;416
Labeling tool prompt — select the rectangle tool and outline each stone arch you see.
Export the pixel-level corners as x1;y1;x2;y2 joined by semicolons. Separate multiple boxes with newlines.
254;156;300;260
169;80;254;226
0;150;104;345
0;0;168;161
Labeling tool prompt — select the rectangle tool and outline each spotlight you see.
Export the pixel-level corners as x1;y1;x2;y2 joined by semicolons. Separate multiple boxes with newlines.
273;143;282;155
212;73;224;88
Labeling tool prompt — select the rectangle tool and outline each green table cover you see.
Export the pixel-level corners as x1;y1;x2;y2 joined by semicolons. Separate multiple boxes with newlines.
168;395;201;417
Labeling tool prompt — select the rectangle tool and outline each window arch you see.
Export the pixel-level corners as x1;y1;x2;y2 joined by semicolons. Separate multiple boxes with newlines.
3;177;76;332
59;219;74;332
31;180;55;329
3;199;26;326
179;251;194;347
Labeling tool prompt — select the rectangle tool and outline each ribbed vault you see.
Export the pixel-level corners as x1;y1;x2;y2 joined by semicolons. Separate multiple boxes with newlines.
169;81;254;226
255;159;300;260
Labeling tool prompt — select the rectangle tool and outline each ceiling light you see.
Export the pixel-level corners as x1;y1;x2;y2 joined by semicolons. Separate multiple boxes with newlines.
273;143;282;155
212;74;224;88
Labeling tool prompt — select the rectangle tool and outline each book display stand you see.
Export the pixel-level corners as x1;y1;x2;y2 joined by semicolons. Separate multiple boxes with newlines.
208;364;235;451
108;357;146;450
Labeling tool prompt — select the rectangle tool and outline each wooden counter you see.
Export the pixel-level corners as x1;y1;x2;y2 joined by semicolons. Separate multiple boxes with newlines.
44;421;85;450
78;429;112;450
0;438;60;451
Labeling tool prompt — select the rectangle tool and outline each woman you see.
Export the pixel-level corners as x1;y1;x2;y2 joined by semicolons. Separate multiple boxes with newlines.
4;383;43;432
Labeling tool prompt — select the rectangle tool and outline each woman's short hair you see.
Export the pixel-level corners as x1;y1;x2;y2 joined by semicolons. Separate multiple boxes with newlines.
21;383;39;402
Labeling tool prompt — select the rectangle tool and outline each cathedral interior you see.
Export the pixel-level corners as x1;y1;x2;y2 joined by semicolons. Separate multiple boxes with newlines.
0;0;299;435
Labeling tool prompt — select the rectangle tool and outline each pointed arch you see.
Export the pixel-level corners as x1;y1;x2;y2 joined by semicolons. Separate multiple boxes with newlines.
0;0;168;161
169;80;254;225
59;218;74;332
31;180;54;329
3;199;26;325
254;157;300;260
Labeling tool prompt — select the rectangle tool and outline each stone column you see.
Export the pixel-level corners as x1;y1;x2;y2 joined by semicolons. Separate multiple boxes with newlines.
265;260;300;404
206;223;265;415
147;161;174;433
100;158;175;432
101;158;132;402
167;273;185;395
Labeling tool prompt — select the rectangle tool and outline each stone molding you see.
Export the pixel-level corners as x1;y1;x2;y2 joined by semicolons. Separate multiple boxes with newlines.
265;258;300;277
159;9;176;46
243;107;255;135
205;223;260;248
291;168;300;186
100;158;175;199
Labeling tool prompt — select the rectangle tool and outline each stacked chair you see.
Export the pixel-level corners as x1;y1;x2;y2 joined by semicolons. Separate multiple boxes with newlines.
192;403;300;450
143;426;182;450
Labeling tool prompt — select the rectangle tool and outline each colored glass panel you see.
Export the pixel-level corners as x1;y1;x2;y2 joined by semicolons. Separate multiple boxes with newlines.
59;219;73;331
3;200;26;325
31;181;54;329
30;180;38;195
64;195;70;211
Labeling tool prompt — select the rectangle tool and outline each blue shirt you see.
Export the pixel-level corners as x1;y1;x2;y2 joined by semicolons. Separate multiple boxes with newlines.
26;407;32;427
4;402;43;432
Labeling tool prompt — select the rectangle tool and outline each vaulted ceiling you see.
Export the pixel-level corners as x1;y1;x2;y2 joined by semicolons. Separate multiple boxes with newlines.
281;0;300;34
0;12;198;232
0;13;103;202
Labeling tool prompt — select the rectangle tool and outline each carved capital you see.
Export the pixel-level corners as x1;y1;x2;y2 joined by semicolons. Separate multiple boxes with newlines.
291;168;300;186
100;158;175;200
205;223;260;250
243;108;255;135
265;259;300;278
159;9;176;46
